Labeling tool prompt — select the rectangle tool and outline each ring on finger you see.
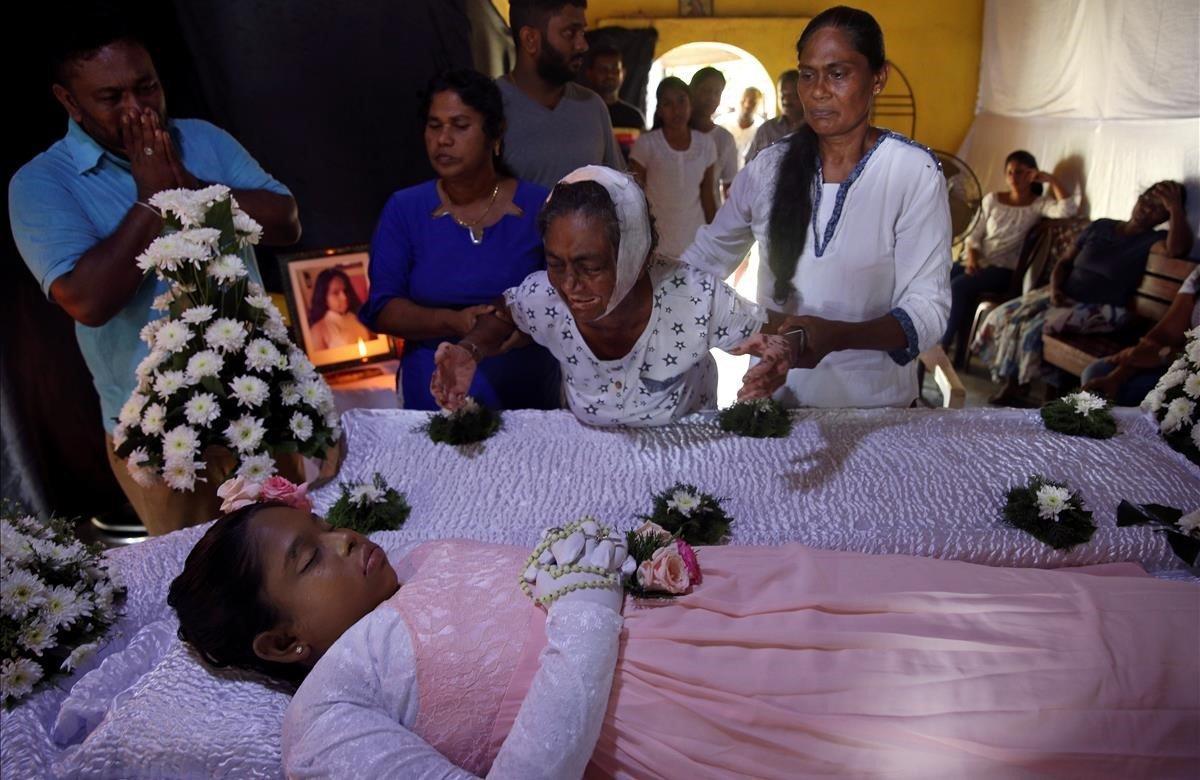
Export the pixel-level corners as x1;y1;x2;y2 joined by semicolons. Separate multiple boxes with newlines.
143;147;154;157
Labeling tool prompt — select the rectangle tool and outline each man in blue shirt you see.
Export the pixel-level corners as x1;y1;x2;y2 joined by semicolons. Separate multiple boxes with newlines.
9;20;301;534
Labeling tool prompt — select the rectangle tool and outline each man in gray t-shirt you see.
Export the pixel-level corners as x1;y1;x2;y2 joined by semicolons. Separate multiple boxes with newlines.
499;0;624;189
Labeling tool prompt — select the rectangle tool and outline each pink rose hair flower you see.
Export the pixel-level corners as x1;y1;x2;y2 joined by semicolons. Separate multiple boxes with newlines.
259;476;312;512
675;539;702;585
216;475;261;513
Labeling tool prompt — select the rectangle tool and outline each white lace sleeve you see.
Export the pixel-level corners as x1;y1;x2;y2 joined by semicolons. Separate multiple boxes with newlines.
489;601;623;779
283;601;622;780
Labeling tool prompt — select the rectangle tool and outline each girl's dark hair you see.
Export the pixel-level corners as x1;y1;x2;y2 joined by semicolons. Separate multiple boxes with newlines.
537;179;659;259
308;266;362;326
1005;150;1043;197
422;68;515;178
766;6;886;304
651;76;692;131
167;502;304;683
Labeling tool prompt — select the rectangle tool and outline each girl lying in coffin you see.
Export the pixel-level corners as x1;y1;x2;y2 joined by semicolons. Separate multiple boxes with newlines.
168;502;1197;779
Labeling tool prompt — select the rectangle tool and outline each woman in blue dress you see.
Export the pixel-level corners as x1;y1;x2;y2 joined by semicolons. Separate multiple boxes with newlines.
361;70;560;410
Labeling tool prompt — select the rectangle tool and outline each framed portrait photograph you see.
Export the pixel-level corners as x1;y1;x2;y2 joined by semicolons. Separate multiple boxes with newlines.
279;246;394;372
679;0;713;16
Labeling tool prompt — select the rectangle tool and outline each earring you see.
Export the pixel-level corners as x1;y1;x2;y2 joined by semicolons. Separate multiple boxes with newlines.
295;646;304;655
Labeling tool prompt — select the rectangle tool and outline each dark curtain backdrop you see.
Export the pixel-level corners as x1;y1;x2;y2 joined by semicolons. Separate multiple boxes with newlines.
2;0;504;516
584;27;659;119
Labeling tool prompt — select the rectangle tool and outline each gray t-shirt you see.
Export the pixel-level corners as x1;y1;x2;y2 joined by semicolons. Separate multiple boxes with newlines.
497;77;625;189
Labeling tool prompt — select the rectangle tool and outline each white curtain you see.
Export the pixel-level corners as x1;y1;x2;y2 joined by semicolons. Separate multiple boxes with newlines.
959;0;1200;246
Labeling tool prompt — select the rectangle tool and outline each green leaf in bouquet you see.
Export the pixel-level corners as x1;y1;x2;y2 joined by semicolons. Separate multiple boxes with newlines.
1164;531;1200;567
203;196;238;250
200;375;225;396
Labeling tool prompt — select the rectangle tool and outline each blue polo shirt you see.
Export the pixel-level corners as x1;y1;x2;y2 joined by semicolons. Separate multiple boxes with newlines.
8;118;290;432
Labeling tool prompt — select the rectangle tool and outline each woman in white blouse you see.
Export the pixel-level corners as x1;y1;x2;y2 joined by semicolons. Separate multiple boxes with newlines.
681;7;951;408
628;77;718;258
430;165;789;426
941;150;1077;367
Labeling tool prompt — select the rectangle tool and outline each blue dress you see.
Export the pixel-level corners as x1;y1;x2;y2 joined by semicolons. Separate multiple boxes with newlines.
361;179;561;410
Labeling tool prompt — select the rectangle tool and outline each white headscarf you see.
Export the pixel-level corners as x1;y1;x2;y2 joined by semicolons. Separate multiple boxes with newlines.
553;165;651;320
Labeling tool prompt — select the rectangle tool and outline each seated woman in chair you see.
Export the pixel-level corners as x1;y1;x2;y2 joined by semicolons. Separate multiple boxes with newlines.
973;181;1191;406
430;166;791;426
941;150;1076;367
169;502;1198;778
1082;263;1199;405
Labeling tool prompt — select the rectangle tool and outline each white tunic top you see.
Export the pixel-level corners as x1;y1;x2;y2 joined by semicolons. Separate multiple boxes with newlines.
966;192;1079;271
629;130;718;258
283;600;622;779
504;258;765;426
680;132;952;408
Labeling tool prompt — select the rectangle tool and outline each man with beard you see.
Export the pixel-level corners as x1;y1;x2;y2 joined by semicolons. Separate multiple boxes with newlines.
9;17;300;534
498;0;624;189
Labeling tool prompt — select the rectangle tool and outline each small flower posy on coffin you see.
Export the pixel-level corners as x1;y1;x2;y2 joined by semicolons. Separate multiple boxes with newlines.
324;473;412;535
717;397;792;438
114;186;341;493
1002;475;1096;552
423;396;502;446
639;483;733;547
1039;391;1117;439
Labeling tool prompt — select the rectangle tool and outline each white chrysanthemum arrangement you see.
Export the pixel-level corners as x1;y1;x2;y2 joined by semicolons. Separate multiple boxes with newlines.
1141;327;1200;465
1;508;124;708
113;186;340;492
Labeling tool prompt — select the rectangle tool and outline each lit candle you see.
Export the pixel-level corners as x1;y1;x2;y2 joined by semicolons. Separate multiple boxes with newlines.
358;338;368;362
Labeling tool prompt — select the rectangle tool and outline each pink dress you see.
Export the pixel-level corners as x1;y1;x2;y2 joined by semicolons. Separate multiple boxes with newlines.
335;540;1200;777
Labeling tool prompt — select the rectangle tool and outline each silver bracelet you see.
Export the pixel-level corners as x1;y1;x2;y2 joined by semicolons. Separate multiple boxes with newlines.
780;327;807;364
460;340;482;362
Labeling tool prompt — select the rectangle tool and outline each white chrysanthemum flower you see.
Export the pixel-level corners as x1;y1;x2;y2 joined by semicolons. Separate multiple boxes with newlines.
192;183;232;208
181;304;216;325
1067;391;1106;417
62;641;101;673
162;458;201;492
1;657;44;703
1176;509;1200;537
185;350;223;383
118;393;148;427
205;318;248;352
0;523;36;568
280;383;301;406
245;293;273;310
150;290;175;312
1184;373;1200;400
18;618;57;655
225;415;266;453
111;422;129;450
1188;339;1200;366
350;483;384;506
138;318;165;346
154;321;191;352
184;392;221;427
1160;397;1196;434
1141;387;1166;414
289;412;313;441
126;447;158;488
162;424;200;461
263;317;291;343
244;338;282;372
135;349;167;382
153;370;187;398
176;227;221;255
326;415;342;441
236;452;276;482
289;349;316;376
666;489;701;517
1158;369;1187;391
233;212;263;246
0;567;46;619
298;379;326;408
1192;424;1200;450
1035;484;1072;521
141;403;167;435
207;254;248;284
230;375;270;408
41;584;87;630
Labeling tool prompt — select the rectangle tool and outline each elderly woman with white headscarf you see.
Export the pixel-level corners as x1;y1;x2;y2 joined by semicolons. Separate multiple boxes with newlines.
431;166;789;426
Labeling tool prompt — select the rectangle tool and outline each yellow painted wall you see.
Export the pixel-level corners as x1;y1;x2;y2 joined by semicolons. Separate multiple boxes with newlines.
492;1;983;153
